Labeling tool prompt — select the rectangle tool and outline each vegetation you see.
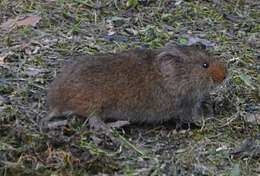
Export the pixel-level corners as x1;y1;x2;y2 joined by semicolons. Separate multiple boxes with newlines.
0;0;259;175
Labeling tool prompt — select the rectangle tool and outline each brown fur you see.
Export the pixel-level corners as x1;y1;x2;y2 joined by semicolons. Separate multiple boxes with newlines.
46;44;227;124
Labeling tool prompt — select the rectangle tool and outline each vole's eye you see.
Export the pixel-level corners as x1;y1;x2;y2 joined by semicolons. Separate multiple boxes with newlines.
202;62;209;68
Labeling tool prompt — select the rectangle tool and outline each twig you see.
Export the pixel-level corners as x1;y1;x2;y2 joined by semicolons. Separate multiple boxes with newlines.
118;133;145;156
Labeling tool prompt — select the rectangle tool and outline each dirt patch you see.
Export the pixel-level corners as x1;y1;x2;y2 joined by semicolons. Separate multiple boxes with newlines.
0;0;259;175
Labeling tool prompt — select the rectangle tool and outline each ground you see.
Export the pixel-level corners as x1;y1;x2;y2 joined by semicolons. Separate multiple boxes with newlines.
0;0;259;175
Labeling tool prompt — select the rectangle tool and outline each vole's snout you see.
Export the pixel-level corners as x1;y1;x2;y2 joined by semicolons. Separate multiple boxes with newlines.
217;64;227;83
209;62;227;84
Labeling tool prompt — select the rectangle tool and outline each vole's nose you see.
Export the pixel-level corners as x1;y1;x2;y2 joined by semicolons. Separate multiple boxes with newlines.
211;63;228;84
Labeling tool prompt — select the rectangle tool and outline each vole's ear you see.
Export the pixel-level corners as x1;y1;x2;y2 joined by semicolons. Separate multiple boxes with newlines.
157;52;182;76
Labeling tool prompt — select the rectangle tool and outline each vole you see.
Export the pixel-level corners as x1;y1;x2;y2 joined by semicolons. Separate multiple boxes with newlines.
42;43;227;129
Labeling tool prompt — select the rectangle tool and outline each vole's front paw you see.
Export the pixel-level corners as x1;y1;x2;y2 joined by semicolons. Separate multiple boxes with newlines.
88;115;127;146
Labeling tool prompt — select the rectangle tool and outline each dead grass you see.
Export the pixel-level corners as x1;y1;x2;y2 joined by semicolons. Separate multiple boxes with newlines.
0;0;259;175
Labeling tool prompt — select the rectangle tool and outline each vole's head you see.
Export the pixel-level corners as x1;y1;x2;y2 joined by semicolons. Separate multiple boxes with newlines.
156;45;227;93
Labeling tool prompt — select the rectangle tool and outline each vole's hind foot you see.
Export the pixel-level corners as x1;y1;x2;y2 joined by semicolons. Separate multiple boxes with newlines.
191;97;214;126
39;111;57;131
45;120;68;129
39;111;69;131
107;120;130;128
88;115;129;145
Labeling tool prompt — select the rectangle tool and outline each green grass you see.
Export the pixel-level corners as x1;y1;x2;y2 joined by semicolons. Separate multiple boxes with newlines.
0;0;259;175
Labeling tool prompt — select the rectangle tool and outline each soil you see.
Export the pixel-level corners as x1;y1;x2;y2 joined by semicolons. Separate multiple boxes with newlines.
0;0;259;175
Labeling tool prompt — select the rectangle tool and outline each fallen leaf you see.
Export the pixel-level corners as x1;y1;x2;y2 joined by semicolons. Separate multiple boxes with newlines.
0;16;41;29
0;19;17;29
17;16;41;26
244;113;260;125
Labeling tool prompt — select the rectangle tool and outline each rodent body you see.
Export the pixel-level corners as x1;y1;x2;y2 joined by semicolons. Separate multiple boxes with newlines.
46;44;227;125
